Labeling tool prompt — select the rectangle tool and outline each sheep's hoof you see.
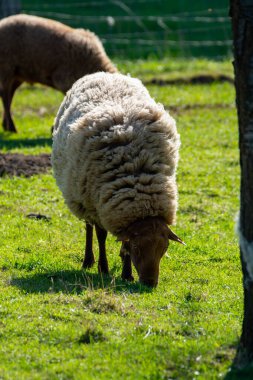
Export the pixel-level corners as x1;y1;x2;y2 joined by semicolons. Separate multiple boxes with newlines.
82;258;95;269
98;263;109;275
122;274;134;282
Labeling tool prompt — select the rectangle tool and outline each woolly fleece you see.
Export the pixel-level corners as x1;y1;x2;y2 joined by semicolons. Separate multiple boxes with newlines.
52;72;180;235
0;14;116;94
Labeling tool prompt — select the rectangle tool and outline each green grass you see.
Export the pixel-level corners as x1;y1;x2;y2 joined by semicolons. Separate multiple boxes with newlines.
118;57;234;82
0;58;244;379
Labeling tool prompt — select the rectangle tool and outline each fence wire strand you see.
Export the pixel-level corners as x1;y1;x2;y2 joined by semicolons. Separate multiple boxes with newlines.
19;1;232;58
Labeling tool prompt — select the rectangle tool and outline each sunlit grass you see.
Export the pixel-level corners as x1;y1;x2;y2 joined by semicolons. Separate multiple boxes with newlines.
118;57;234;81
0;58;242;379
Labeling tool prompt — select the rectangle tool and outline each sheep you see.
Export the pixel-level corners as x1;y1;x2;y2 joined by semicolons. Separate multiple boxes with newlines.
52;72;184;287
0;14;117;133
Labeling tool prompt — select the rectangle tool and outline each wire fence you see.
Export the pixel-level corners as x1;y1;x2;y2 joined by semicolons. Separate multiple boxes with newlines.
18;1;233;59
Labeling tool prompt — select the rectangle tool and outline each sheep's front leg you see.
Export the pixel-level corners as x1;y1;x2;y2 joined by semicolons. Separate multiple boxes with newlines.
82;223;95;268
95;224;109;274
120;242;134;282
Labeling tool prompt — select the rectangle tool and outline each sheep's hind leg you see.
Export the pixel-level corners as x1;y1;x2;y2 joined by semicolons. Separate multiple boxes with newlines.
82;223;95;268
120;243;134;281
95;224;109;274
2;80;22;132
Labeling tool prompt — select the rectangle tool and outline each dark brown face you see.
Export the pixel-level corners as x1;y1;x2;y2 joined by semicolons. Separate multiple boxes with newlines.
128;231;169;287
118;217;184;287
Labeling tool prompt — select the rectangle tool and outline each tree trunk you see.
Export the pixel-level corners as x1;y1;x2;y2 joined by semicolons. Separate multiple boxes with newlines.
230;0;253;367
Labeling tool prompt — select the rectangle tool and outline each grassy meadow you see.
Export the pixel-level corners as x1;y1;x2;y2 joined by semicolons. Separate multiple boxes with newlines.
0;58;243;379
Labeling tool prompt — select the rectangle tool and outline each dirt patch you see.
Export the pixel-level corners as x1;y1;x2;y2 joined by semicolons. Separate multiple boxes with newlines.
146;74;234;86
0;95;233;178
0;153;51;177
167;103;234;115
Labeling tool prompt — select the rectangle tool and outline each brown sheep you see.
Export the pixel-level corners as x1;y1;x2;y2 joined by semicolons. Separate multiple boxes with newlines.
0;14;117;132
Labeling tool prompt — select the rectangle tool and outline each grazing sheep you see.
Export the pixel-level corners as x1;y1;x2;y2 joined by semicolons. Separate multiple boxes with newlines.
52;72;184;287
0;14;116;132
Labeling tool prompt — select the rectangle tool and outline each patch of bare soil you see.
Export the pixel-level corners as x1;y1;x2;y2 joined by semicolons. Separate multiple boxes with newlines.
146;74;234;86
0;153;51;177
168;103;234;115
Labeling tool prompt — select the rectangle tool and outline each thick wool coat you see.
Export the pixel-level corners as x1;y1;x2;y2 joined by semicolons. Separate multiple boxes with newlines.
52;72;180;235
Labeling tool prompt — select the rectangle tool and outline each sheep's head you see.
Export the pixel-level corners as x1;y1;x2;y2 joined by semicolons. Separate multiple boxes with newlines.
118;217;184;287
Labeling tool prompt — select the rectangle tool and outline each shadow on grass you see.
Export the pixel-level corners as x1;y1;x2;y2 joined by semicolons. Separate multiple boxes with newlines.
11;269;153;294
223;347;253;380
224;365;253;380
223;345;253;380
0;134;52;150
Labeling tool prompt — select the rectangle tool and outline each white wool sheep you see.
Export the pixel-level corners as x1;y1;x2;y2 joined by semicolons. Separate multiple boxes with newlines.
52;72;183;287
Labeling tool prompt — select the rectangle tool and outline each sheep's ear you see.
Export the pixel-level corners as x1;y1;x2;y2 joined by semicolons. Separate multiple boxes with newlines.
167;227;186;245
